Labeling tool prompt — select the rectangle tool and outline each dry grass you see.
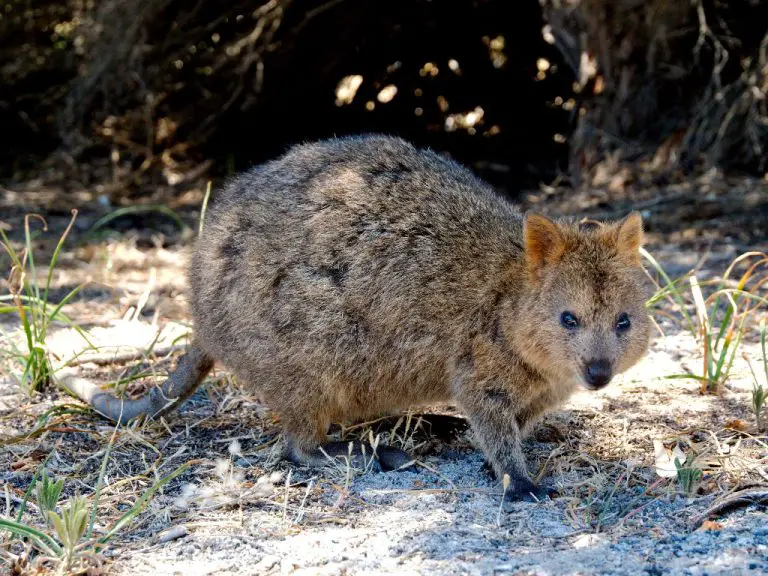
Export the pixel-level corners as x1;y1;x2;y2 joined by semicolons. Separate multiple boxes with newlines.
0;201;767;573
542;0;768;184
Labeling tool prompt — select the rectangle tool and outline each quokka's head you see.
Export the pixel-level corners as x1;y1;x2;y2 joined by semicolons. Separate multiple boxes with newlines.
509;211;653;391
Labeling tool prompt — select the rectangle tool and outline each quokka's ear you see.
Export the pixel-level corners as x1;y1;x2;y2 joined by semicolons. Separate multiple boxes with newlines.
613;211;644;264
524;213;566;280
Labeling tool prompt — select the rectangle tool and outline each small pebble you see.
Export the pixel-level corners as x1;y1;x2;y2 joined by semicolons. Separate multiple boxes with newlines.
255;555;279;572
157;525;189;544
270;471;285;484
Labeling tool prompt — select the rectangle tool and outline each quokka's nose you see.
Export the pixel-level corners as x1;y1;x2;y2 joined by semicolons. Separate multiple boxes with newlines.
584;359;612;389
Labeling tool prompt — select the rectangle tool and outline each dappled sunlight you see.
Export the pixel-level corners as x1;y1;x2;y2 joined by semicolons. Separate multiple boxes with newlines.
335;74;364;106
444;106;485;134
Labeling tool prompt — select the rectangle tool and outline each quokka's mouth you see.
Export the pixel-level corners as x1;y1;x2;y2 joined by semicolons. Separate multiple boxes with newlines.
579;378;612;391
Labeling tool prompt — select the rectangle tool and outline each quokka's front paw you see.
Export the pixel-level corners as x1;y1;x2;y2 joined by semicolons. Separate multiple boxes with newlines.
503;476;558;504
481;461;559;503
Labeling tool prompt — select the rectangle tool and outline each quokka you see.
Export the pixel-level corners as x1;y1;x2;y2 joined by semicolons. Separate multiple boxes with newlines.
64;134;653;501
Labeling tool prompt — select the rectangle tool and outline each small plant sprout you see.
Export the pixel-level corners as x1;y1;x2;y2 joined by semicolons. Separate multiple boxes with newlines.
745;318;767;432
47;495;89;572
674;453;703;497
35;470;64;530
750;376;766;433
654;439;702;496
0;463;190;572
654;439;686;479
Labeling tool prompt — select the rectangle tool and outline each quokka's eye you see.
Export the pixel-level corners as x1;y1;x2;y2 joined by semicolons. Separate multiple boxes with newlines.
616;312;631;332
560;311;579;329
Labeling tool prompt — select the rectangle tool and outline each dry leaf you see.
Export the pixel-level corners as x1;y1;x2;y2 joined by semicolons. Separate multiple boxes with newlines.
10;450;47;472
653;439;686;479
725;419;748;431
700;520;723;531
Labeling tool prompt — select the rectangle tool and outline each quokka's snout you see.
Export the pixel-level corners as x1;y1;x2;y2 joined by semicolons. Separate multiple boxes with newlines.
582;358;613;390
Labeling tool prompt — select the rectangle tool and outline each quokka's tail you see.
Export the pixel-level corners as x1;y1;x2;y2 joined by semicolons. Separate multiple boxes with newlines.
56;346;214;424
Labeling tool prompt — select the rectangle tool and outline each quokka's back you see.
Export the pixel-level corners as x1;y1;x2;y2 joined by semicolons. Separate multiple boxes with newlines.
188;134;532;409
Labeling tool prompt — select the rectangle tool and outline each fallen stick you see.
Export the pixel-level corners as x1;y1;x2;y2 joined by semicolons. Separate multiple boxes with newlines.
59;343;187;367
689;487;768;528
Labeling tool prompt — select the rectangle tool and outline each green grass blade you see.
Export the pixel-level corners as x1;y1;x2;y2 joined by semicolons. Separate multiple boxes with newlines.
46;284;86;324
22;215;43;306
716;289;768;307
664;374;710;382
712;337;730;383
721;316;746;386
87;419;120;539
704;330;714;389
712;299;734;351
0;518;63;557
640;247;696;334
98;461;191;545
0;300;78;326
34;403;91;427
1;297;97;354
760;318;767;384
14;451;57;525
42;209;78;323
645;274;690;308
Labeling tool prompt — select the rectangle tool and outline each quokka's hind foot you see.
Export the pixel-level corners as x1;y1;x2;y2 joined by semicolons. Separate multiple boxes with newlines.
284;437;417;472
374;445;417;471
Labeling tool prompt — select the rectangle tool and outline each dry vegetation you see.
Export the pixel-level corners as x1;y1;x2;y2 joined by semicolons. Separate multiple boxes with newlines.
542;0;768;184
3;0;768;193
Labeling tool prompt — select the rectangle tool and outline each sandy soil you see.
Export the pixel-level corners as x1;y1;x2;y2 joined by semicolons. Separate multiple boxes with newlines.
1;180;767;575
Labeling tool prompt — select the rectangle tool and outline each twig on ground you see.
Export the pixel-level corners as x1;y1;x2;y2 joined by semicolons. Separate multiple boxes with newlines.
59;344;187;368
689;487;768;528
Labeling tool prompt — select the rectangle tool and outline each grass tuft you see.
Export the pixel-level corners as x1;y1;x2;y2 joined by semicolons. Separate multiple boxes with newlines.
745;318;767;431
1;457;192;573
0;209;92;394
643;248;768;395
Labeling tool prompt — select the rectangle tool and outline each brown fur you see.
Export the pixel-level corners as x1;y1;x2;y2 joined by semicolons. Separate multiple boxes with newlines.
185;134;653;499
67;134;654;501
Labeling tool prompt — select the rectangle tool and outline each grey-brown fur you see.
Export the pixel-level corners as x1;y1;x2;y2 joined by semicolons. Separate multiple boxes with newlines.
65;134;653;501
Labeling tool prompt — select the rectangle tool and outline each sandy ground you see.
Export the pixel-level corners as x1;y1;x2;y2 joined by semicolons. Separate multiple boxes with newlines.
1;192;768;575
